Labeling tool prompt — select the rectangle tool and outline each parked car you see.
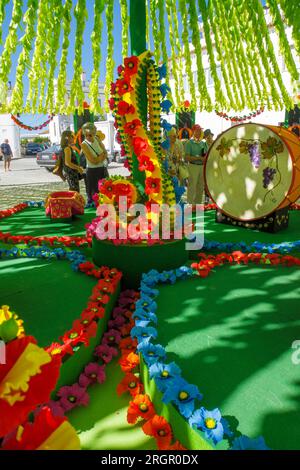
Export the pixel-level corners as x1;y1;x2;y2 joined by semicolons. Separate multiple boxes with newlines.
26;143;44;155
36;145;61;171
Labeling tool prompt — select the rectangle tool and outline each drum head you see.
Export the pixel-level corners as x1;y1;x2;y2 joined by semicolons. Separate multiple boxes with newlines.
205;123;294;220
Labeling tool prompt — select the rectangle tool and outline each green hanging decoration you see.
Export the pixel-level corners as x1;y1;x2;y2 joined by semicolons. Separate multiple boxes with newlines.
120;0;129;58
104;0;114;112
165;0;180;108
187;0;211;111
45;0;63;114
179;0;197;110
197;0;227;111
278;0;300;58
169;0;184;106
212;0;244;110
267;0;299;83
0;0;23;111
207;0;235;110
89;0;105;114
56;0;72;114
0;0;10;45
223;0;258;110
149;0;160;64
25;0;49;113
68;0;88;115
9;0;38;114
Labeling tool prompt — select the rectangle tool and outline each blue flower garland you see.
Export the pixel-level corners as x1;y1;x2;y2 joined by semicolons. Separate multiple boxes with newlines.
0;246;86;272
132;265;270;450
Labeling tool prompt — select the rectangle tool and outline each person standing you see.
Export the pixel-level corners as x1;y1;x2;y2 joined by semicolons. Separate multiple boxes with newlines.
1;139;13;172
81;122;108;203
185;125;207;204
60;130;83;192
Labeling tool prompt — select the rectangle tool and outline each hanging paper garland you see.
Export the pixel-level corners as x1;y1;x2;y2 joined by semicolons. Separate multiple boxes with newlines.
10;114;54;131
215;107;264;123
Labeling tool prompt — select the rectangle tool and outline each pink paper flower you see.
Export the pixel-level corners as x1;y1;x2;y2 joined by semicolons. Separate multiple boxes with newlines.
79;363;106;388
94;344;118;363
57;384;89;412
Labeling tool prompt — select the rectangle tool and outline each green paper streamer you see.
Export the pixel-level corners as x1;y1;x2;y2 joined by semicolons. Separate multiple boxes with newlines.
0;0;23;111
68;0;88;115
56;0;72;114
9;0;38;114
104;0;114;112
89;0;105;114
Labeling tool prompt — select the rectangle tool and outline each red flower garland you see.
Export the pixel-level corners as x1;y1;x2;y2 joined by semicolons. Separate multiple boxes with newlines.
215;107;264;123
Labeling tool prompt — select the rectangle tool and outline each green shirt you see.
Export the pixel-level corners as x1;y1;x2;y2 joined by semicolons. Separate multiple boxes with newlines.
185;139;208;164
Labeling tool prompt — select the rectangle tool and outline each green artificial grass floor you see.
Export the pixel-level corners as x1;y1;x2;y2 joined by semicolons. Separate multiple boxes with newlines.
68;358;156;450
0;206;96;237
0;257;97;347
155;264;300;450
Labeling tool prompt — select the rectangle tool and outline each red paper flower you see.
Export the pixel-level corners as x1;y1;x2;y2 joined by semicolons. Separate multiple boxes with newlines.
145;177;160;195
117;372;143;397
116;76;133;95
133;137;149;155
117;100;135;116
142;415;172;449
127;394;155;424
124;119;142;136
124;56;139;76
138;154;155;172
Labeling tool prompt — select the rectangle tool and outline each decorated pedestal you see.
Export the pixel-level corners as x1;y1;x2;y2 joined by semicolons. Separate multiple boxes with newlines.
45;191;85;221
92;238;188;288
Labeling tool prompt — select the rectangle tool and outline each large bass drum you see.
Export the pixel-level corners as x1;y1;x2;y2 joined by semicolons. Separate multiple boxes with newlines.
204;123;300;221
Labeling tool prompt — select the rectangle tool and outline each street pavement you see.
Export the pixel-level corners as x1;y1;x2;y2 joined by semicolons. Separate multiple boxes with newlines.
0;156;129;209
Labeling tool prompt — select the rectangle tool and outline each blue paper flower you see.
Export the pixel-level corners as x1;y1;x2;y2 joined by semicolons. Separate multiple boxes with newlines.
160;99;173;114
133;308;158;325
189;407;224;445
161;139;170;150
137;342;166;365
231;435;270;450
157;63;167;80
131;325;158;343
163;377;203;418
149;361;182;392
160;119;173;132
159;83;171;98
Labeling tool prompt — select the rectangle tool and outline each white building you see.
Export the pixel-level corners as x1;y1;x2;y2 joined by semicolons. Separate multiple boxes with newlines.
49;73;107;144
167;7;300;137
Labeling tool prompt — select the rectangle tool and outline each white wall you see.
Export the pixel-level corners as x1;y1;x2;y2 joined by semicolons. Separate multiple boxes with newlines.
0;114;21;158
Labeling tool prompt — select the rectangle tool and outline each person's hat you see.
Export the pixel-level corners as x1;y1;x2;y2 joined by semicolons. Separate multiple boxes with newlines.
204;129;214;137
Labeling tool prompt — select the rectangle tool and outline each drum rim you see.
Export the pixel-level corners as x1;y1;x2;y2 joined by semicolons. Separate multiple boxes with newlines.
204;122;299;221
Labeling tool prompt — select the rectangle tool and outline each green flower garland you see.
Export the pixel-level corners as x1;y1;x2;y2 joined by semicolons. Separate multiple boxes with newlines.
104;0;114;112
179;0;197;110
25;0;49;113
187;0;212;111
207;0;235;110
9;0;38;114
0;0;10;45
45;0;64;114
89;0;105;114
197;0;227;111
56;0;72;114
149;0;160;64
0;0;23;112
165;0;180;108
120;0;129;58
68;0;88;115
212;0;244;110
278;0;300;57
267;0;299;82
